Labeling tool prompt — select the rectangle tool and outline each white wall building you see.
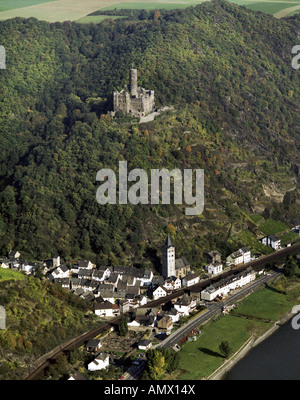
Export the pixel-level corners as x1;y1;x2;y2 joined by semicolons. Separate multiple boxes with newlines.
206;262;223;275
201;267;256;301
153;285;168;300
262;235;281;250
88;353;109;371
163;276;181;291
182;273;200;287
239;247;251;263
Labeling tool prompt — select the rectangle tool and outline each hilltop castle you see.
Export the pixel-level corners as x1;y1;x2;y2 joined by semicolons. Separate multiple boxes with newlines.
113;69;155;118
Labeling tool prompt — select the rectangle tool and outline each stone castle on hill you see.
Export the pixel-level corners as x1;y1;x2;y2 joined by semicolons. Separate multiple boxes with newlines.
113;68;155;118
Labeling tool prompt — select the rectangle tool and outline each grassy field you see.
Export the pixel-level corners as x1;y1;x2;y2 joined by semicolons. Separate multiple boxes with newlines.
0;0;54;12
245;1;299;14
230;228;274;255
177;276;300;379
0;0;300;22
0;267;25;281
76;14;126;24
259;218;289;236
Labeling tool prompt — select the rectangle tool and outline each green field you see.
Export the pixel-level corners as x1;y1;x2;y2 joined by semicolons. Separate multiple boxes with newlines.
248;213;264;224
0;0;54;12
245;1;299;14
0;0;300;22
0;268;25;281
101;1;202;11
230;228;274;255
178;279;300;379
259;218;289;236
76;15;126;24
280;231;300;246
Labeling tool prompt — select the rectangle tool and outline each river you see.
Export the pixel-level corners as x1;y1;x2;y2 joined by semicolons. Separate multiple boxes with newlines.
224;319;300;380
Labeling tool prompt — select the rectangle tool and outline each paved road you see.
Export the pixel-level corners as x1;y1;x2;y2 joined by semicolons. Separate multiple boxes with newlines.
121;360;146;381
120;270;281;380
157;270;281;350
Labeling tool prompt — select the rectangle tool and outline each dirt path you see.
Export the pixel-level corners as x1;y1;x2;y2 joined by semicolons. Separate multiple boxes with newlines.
273;4;300;17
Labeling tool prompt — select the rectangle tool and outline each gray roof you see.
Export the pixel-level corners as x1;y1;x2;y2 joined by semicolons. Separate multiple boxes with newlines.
139;339;152;346
86;339;101;348
165;235;173;248
94;300;113;310
78;268;93;277
175;256;190;270
69;372;87;380
183;272;199;281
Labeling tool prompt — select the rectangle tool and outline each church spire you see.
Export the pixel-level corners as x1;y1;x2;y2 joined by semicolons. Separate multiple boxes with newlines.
165;234;173;248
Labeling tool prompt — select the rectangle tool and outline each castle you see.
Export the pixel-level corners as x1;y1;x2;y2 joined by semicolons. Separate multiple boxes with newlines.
113;69;155;118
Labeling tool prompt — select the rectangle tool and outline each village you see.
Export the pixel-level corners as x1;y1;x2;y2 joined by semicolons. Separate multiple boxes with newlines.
1;225;300;377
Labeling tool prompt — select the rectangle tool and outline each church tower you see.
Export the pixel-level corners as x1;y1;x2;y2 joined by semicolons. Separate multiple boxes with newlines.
162;235;175;279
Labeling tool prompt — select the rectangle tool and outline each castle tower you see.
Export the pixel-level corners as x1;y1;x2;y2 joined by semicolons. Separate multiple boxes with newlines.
162;235;175;279
130;68;138;97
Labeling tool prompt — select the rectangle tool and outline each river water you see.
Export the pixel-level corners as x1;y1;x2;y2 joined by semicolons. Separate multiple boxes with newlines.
224;319;300;380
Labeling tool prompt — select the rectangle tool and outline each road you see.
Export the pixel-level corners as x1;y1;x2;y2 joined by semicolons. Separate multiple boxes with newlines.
157;269;281;350
26;238;299;379
122;269;281;379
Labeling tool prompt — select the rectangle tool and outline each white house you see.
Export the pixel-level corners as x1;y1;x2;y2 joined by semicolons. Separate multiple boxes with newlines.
138;340;153;351
165;308;180;323
153;285;168;300
21;262;35;275
226;250;244;266
50;264;69;280
94;301;120;317
0;260;10;269
201;267;256;301
87;353;109;371
206;262;223;275
239;247;251;263
269;235;281;250
174;295;196;316
52;255;60;268
8;250;20;259
137;269;153;286
127;319;141;328
78;260;95;270
163;276;181;291
182;273;199;287
262;235;281;250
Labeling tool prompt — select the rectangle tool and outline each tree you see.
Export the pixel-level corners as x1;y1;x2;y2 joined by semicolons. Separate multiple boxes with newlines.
147;350;166;380
219;341;231;358
284;256;297;277
118;315;128;337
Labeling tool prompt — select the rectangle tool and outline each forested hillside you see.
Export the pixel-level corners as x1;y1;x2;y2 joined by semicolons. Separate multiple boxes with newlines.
0;277;95;379
0;0;299;268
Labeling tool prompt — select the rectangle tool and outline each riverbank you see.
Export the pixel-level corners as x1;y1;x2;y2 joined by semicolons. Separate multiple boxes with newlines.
175;271;300;380
207;311;294;380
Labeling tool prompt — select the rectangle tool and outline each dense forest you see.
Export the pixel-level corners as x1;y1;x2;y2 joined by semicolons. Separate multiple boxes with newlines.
0;0;299;269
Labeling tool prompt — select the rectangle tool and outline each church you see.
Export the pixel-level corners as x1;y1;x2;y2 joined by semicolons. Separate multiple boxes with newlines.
161;235;191;279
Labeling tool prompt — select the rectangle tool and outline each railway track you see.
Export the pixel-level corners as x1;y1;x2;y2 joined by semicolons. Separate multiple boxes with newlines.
23;241;300;380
